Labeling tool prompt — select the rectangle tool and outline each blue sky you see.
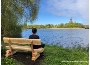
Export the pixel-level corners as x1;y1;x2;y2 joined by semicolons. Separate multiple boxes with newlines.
28;0;89;25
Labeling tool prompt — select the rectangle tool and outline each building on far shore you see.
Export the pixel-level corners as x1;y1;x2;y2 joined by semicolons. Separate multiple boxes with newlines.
69;17;73;23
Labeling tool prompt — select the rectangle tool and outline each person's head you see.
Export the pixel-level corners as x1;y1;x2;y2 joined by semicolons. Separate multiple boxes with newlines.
32;28;37;34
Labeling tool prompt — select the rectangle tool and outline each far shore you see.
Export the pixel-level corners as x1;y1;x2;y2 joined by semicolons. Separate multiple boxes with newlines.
47;28;85;29
27;28;89;29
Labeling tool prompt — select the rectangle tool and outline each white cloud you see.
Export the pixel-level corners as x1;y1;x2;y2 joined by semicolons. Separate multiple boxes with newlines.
46;0;89;24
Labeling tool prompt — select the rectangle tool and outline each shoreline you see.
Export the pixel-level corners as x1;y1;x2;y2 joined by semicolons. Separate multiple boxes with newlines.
26;28;89;30
46;28;85;29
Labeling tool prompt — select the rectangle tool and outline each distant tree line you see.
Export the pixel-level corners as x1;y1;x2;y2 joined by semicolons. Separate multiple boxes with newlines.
22;22;89;29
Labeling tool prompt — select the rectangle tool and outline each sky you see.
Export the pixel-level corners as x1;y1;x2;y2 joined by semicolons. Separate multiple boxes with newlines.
29;0;89;25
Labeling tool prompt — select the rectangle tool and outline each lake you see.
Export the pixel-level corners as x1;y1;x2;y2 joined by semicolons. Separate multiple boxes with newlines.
21;29;89;48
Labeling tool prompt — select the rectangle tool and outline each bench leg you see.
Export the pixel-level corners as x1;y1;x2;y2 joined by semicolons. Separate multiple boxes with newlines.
5;50;16;57
32;52;40;61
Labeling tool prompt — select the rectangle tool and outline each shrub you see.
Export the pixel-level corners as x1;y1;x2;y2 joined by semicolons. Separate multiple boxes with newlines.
1;57;24;65
1;46;6;55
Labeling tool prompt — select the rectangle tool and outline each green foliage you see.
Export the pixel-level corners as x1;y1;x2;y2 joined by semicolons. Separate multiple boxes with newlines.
1;46;6;55
1;0;41;37
64;22;85;28
57;23;64;28
45;24;53;28
84;25;89;29
23;22;88;29
1;58;24;65
3;21;22;37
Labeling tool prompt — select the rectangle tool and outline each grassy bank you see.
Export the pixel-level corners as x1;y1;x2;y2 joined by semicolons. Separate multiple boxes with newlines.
40;45;88;65
1;43;88;65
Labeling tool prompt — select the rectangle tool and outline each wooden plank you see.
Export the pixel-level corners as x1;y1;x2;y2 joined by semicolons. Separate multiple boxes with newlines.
32;39;41;45
5;45;44;53
5;45;32;51
3;37;41;45
32;53;40;61
3;37;32;44
8;39;13;52
32;52;38;57
31;41;34;53
5;50;17;57
5;45;44;52
34;48;44;53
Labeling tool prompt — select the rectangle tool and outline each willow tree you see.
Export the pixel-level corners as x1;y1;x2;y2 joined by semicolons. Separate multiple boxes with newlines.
1;0;41;37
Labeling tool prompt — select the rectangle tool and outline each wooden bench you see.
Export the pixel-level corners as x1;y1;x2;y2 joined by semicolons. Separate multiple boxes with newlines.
3;37;44;61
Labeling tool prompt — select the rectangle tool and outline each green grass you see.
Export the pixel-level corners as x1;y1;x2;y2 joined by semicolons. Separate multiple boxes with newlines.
1;57;24;65
40;45;89;65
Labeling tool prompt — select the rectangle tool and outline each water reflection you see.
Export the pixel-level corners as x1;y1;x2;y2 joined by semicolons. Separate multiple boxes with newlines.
21;29;89;48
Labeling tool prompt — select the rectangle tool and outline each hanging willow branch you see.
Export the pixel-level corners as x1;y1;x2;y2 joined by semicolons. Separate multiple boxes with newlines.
1;0;41;36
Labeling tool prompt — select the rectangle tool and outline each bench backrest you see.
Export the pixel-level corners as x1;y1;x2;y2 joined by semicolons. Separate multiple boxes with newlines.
3;37;41;45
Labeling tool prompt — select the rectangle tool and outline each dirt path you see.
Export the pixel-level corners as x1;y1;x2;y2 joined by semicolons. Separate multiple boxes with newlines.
10;52;44;65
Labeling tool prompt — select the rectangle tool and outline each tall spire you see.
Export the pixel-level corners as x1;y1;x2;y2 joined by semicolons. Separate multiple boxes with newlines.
69;17;73;23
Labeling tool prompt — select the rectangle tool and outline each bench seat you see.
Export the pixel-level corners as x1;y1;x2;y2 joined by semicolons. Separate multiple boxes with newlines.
5;45;44;53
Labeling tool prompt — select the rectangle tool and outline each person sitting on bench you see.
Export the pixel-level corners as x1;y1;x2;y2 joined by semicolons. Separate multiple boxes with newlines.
29;28;45;49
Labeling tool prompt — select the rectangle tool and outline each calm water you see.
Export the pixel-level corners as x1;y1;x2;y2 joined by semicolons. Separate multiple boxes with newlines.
21;29;89;48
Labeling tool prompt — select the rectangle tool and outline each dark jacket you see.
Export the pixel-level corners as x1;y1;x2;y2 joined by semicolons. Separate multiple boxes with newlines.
29;35;39;39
